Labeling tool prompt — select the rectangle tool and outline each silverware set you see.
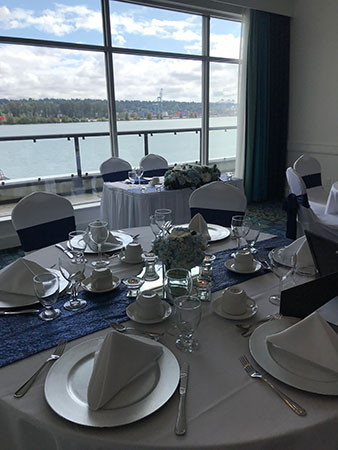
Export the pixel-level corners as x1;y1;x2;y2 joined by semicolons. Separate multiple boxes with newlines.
236;313;282;337
110;322;164;341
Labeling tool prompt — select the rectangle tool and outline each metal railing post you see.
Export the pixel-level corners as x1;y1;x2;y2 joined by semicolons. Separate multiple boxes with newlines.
144;133;149;156
73;137;83;178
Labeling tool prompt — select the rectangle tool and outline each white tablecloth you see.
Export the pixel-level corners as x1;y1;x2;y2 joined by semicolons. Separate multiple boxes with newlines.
100;178;244;229
325;181;338;214
1;228;337;450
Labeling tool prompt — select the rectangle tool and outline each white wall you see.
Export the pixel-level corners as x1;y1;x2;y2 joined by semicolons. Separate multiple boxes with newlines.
288;0;338;191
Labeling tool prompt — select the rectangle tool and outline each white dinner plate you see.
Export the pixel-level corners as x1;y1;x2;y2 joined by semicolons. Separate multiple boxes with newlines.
68;231;133;254
127;301;172;324
45;336;180;427
249;317;338;395
0;268;68;309
81;275;120;293
178;224;230;242
225;259;262;274
212;295;257;320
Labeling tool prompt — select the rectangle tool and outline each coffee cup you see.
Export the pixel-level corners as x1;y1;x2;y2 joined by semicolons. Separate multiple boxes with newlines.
234;250;254;271
221;286;248;315
150;177;160;186
136;290;163;320
91;268;113;290
124;242;143;262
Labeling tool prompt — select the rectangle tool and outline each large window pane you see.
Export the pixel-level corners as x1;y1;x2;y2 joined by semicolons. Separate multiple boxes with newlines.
210;17;241;59
114;54;201;165
110;0;202;55
0;0;103;45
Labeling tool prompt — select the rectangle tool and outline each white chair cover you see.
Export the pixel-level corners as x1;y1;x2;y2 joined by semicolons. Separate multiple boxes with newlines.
139;154;168;177
12;192;76;252
100;157;132;182
189;181;247;227
293;155;328;210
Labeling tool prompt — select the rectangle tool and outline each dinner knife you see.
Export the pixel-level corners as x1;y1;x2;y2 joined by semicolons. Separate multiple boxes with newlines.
0;309;41;315
55;243;74;259
175;362;189;436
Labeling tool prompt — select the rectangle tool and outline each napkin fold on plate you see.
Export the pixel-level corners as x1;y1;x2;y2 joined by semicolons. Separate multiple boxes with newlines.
283;235;314;268
0;258;48;298
266;312;338;374
84;231;122;252
87;331;163;411
189;213;211;242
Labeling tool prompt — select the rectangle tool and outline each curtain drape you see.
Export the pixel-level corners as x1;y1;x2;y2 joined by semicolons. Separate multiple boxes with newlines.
244;9;290;202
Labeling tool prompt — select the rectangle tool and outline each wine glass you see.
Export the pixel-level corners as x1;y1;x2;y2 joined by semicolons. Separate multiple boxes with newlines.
88;220;109;268
175;296;202;353
155;208;172;235
59;250;87;311
231;215;250;257
68;230;87;257
245;220;261;254
149;214;162;239
268;248;296;305
128;170;137;186
135;166;144;190
33;272;61;321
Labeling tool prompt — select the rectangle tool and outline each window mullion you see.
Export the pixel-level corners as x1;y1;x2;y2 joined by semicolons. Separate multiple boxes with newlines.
201;15;210;166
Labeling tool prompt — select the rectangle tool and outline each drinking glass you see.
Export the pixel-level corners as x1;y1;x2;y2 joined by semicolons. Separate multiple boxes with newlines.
268;248;296;305
128;170;137;186
155;208;172;235
150;214;162;239
231;215;250;257
135;166;144;190
59;250;87;311
244;220;261;254
88;220;109;268
68;230;87;257
175;296;201;353
33;272;61;321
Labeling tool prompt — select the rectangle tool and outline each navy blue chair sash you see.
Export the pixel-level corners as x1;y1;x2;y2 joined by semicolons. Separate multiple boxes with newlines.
302;173;322;189
284;193;310;239
143;168;168;177
17;216;76;252
102;170;130;182
190;207;244;227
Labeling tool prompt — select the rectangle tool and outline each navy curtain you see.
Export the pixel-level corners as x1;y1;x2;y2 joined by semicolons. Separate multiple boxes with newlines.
244;10;290;202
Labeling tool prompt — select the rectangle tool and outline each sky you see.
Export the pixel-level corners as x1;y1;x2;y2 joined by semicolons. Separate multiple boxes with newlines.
0;0;241;102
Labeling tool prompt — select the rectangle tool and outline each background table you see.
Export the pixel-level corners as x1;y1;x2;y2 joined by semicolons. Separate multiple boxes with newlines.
1;227;337;450
100;178;243;229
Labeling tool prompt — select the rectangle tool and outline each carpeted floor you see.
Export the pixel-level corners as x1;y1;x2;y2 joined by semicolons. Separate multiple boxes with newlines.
0;201;287;270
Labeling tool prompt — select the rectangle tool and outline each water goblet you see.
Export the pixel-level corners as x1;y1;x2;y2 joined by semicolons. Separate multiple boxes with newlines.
231;215;250;257
268;248;296;305
155;208;172;235
150;214;162;239
68;230;87;257
128;169;137;186
33;272;61;321
88;220;110;268
135;166;144;190
59;250;87;311
244;220;261;254
175;296;202;353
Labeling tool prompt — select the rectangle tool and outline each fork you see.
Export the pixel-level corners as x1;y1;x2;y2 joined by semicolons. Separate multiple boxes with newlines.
239;355;307;416
14;341;67;398
110;322;163;341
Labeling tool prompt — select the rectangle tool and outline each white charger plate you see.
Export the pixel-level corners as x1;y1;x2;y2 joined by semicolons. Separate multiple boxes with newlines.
127;301;172;324
212;295;257;320
178;224;230;242
225;259;262;274
68;231;132;254
249;317;338;395
0;268;68;309
45;336;180;427
81;275;120;293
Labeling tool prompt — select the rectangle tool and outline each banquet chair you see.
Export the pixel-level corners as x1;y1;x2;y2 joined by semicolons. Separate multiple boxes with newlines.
293;154;328;213
139;154;168;177
100;157;132;182
189;181;247;227
12;192;76;252
285;167;338;240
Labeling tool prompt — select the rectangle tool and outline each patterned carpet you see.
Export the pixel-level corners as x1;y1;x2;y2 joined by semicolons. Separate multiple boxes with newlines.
0;201;287;270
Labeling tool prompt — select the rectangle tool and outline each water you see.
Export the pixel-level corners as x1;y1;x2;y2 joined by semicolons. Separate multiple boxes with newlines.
0;117;237;180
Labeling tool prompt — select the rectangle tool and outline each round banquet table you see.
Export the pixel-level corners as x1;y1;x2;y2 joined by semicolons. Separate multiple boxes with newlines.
0;227;337;450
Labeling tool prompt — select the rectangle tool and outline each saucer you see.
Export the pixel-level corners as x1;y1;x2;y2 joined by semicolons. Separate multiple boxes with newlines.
225;259;262;274
119;255;143;264
211;295;257;320
81;275;120;293
126;300;172;324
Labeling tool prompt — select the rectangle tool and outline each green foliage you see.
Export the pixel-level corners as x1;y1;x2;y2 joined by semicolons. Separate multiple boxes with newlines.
164;163;221;190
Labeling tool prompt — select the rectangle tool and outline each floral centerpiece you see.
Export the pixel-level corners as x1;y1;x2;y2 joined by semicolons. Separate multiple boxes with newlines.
164;163;221;190
152;227;207;270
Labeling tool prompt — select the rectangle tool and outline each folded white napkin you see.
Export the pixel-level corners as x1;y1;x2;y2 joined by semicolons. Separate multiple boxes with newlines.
266;312;338;374
85;231;121;252
189;213;211;241
283;236;314;268
0;258;47;299
87;331;163;411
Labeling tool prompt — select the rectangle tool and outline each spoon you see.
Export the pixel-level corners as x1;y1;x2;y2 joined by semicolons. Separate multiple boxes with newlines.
110;322;163;340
